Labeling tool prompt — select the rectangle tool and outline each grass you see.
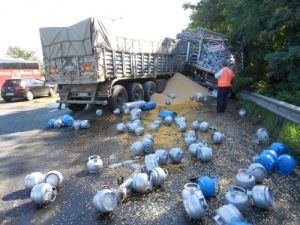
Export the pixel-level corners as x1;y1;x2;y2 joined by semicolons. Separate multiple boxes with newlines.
238;99;300;159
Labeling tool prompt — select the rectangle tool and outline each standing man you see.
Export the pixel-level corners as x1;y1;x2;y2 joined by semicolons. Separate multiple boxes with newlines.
214;61;234;113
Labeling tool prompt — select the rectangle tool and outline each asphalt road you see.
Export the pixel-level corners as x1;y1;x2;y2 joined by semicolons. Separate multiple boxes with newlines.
0;97;299;225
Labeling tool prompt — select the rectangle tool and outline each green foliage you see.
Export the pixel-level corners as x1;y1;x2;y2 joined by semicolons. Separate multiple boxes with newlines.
7;46;38;61
184;0;300;106
239;100;300;159
278;121;300;159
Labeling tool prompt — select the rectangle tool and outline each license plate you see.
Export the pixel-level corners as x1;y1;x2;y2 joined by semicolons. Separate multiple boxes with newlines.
6;93;14;96
78;92;89;97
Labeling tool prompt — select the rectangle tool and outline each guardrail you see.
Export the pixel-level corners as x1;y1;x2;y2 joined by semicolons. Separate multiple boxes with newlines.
237;91;300;124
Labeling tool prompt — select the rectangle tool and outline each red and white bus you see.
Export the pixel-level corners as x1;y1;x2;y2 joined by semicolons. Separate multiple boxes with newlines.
0;59;42;89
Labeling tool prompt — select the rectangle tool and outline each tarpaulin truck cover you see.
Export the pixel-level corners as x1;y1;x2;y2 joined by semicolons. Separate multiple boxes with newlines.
39;17;176;61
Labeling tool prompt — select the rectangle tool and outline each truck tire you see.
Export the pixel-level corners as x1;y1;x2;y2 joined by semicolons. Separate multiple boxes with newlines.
143;81;156;102
127;82;144;102
155;79;167;93
110;85;128;110
68;104;87;112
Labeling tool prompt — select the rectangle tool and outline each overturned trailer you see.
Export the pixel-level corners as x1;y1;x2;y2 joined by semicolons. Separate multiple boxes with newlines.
174;28;243;88
40;18;177;111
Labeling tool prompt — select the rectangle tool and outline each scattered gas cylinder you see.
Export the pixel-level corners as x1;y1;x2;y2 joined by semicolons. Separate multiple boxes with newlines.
184;130;197;146
238;109;246;118
196;176;219;197
116;123;127;133
144;134;154;141
197;146;213;161
236;169;256;189
155;149;169;165
48;119;55;128
261;149;278;161
132;173;151;193
199;121;209;132
61;114;74;127
144;154;159;172
255;128;269;144
159;110;177;119
150;123;160;131
96;109;103;116
113;108;121;115
134;126;144;136
225;186;249;211
54;118;63;128
130;107;142;121
167;92;177;99
191;120;199;130
246;163;267;182
189;143;200;156
169;148;184;163
80;120;90;129
214;204;244;225
182;183;208;220
30;183;57;204
248;185;275;209
255;154;275;172
275;154;296;175
44;170;63;188
24;172;45;190
212;132;225;144
164;116;173;126
143;101;156;110
92;189;118;213
142;137;154;154
150;167;168;187
121;101;146;111
131;141;145;156
87;155;103;173
269;142;288;156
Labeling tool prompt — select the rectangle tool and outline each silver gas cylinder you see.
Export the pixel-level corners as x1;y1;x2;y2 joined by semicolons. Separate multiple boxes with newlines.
44;170;63;188
199;121;209;132
184;130;197;146
134;126;145;136
213;204;244;225
197;146;213;161
191;120;199;130
132;173;151;193
248;185;275;209
164;116;173;126
144;154;159;172
247;163;267;182
24;172;45;190
189;143;200;156
169;148;184;163
182;183;208;219
116;123;127;133
113;108;121;115
238;109;246;118
255;128;270;144
142;137;154;154
30;183;57;204
92;188;118;213
212;132;225;144
154;149;169;165
224;186;249;211
150;167;168;187
131;141;145;156
96;109;103;116
87;155;103;173
80;120;90;129
236;169;256;189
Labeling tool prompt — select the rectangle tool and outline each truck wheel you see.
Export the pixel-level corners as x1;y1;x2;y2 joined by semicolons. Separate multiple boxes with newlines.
110;85;128;110
26;91;34;101
155;79;167;93
68;104;87;112
143;81;156;102
127;82;144;102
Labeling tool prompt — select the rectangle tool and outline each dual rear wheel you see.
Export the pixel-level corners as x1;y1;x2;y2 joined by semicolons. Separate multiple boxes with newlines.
109;81;156;110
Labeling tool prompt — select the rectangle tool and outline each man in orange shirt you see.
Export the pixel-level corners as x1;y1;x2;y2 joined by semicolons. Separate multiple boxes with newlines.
214;61;234;113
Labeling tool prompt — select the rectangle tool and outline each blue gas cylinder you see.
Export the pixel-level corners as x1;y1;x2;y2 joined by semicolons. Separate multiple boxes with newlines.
143;101;156;110
269;142;288;156
196;176;219;197
48;119;55;128
275;154;296;175
158;110;177;119
255;154;275;172
61;114;74;127
261;149;278;161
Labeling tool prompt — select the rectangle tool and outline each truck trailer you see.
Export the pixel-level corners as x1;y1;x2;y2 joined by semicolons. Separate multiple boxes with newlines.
39;18;177;111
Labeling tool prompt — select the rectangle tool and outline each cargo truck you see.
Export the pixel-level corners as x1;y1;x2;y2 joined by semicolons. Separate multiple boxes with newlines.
174;28;243;89
39;18;176;111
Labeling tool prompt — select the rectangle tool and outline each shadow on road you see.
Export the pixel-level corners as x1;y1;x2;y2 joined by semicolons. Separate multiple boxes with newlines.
2;189;30;201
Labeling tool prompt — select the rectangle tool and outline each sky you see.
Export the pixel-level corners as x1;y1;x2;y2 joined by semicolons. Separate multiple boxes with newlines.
0;0;197;60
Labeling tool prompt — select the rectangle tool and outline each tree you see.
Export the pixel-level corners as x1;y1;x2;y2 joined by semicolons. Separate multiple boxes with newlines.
183;0;300;106
7;46;38;61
